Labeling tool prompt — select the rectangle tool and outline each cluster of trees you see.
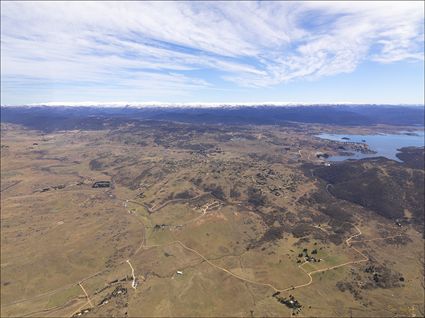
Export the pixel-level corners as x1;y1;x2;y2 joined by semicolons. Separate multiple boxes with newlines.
174;190;193;199
89;158;103;170
247;186;267;208
229;188;241;198
203;184;226;200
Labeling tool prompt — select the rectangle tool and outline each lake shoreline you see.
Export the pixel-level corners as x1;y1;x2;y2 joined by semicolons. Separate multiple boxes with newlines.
316;131;425;162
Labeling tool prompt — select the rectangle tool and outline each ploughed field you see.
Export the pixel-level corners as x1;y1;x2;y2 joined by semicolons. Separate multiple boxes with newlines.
1;121;424;317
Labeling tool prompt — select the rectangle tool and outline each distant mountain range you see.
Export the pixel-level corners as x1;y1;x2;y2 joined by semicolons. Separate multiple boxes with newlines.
2;102;424;108
1;104;424;132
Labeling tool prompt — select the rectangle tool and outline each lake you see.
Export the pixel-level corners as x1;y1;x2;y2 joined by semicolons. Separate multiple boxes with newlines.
316;131;425;162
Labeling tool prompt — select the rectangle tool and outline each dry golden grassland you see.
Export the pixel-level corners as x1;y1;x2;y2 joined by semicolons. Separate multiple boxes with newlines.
1;123;423;317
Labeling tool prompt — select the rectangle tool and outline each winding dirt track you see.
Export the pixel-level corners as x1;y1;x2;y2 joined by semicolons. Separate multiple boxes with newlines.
160;224;402;294
126;260;137;290
3;193;406;317
78;283;93;307
173;225;371;293
174;240;281;291
131;192;208;213
69;283;94;317
278;225;369;292
2;268;111;308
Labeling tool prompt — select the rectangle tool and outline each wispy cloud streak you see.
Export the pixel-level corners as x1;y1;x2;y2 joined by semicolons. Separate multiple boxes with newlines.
1;1;423;103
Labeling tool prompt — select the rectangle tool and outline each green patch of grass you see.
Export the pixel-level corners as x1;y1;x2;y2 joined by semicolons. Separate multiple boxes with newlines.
46;285;82;308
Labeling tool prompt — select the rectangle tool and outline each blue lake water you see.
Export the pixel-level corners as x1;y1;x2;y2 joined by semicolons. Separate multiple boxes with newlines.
316;131;425;162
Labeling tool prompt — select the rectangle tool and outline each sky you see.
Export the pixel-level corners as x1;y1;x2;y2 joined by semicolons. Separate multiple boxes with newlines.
1;1;424;105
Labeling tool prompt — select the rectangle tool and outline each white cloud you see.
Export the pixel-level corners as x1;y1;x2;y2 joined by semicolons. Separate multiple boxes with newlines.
1;1;423;101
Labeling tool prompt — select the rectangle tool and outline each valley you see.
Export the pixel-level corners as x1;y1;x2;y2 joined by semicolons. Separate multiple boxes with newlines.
1;116;423;317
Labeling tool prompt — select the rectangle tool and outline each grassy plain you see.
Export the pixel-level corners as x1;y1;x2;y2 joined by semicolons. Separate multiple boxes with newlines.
1;122;423;317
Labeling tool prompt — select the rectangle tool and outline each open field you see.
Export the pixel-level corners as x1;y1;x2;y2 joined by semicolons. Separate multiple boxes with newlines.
1;120;424;317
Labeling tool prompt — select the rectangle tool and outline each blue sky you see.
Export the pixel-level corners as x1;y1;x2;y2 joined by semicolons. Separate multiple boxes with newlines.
1;1;424;105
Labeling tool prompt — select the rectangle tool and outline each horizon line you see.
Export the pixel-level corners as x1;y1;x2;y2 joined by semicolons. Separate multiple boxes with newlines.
1;101;424;108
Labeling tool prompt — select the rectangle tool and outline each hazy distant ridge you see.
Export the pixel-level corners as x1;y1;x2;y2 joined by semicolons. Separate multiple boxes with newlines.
2;104;424;132
2;102;424;108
